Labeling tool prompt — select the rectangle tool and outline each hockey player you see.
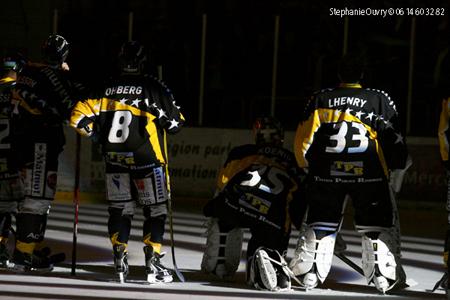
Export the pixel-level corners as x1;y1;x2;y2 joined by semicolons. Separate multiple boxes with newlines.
70;41;185;283
290;55;409;293
201;116;305;291
11;34;85;272
438;93;450;298
0;55;26;268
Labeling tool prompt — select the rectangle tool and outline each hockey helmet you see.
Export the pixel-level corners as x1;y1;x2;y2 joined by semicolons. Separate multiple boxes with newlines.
1;53;27;74
253;116;284;146
42;34;69;66
118;41;147;73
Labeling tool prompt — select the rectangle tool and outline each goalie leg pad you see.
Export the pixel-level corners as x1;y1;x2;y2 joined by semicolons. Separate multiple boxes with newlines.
248;247;291;291
289;223;337;288
360;229;401;293
201;218;243;279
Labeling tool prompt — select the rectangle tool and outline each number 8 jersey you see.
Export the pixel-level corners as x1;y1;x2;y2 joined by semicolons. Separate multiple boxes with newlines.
294;83;408;181
70;74;185;168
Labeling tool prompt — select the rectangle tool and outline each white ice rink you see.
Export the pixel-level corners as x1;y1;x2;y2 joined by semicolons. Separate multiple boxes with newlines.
0;202;447;300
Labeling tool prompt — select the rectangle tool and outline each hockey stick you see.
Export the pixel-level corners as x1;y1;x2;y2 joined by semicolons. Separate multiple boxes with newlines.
71;134;81;276
163;131;185;282
334;251;364;276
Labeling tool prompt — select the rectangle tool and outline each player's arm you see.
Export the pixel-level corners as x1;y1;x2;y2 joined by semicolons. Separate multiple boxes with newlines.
439;97;450;170
152;78;185;134
293;95;320;170
377;99;408;172
69;98;100;138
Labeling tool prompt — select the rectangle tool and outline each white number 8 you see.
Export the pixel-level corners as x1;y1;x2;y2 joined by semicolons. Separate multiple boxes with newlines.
108;111;132;143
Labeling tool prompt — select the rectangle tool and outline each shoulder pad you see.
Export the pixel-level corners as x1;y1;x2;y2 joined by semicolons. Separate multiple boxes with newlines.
225;144;257;163
365;88;397;112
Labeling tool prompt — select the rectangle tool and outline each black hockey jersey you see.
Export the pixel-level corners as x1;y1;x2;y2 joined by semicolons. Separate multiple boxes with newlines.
70;74;185;168
14;62;85;123
294;83;408;181
210;143;304;232
0;76;15;173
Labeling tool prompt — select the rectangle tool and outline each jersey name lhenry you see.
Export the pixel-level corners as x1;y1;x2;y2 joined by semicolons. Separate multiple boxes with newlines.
105;85;143;96
328;97;367;108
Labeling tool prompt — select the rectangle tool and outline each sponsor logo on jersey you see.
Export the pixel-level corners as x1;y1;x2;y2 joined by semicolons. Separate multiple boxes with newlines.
32;143;46;197
328;97;367;108
105;85;143;96
330;161;363;176
106;152;135;165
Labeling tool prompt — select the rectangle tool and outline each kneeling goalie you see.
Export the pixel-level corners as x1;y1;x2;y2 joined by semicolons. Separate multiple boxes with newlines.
201;117;306;291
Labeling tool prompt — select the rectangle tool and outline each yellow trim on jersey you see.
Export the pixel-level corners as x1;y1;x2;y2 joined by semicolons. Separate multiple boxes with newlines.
339;83;362;88
439;97;450;162
149;121;165;164
294;108;390;176
216;154;259;191
0;76;15;84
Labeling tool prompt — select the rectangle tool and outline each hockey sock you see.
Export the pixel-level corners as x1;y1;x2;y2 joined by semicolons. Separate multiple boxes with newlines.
15;213;47;253
143;213;166;245
16;240;36;255
108;207;132;245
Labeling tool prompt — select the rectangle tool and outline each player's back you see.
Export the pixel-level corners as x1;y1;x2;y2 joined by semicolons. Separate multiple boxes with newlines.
93;74;170;166
297;84;401;180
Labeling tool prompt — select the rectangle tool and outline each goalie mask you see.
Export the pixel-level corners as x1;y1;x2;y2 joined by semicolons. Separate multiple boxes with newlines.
118;41;147;74
248;247;291;291
253;116;284;146
42;34;69;66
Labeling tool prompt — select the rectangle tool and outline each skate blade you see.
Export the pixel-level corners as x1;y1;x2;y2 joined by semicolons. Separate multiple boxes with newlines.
10;263;53;274
118;272;127;283
147;273;173;283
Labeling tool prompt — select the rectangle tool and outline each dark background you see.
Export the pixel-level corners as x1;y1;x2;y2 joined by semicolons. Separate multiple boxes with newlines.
1;0;449;135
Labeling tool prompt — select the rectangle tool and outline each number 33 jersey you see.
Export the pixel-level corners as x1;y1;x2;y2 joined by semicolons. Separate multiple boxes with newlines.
70;74;185;168
294;83;408;181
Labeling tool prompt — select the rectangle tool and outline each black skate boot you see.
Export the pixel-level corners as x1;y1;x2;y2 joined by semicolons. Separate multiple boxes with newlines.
0;243;10;268
144;245;173;283
11;249;53;273
113;244;129;283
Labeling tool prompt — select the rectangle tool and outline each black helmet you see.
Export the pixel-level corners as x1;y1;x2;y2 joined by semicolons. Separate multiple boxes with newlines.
253;116;284;146
42;34;69;66
118;41;147;73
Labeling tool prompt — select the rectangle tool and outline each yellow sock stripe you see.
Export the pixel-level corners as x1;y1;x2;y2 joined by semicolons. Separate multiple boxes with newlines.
16;241;36;254
143;236;162;254
110;232;128;249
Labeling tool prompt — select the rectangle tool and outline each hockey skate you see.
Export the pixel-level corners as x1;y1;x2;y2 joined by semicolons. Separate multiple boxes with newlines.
113;244;129;283
0;243;10;268
10;249;53;273
144;245;173;283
